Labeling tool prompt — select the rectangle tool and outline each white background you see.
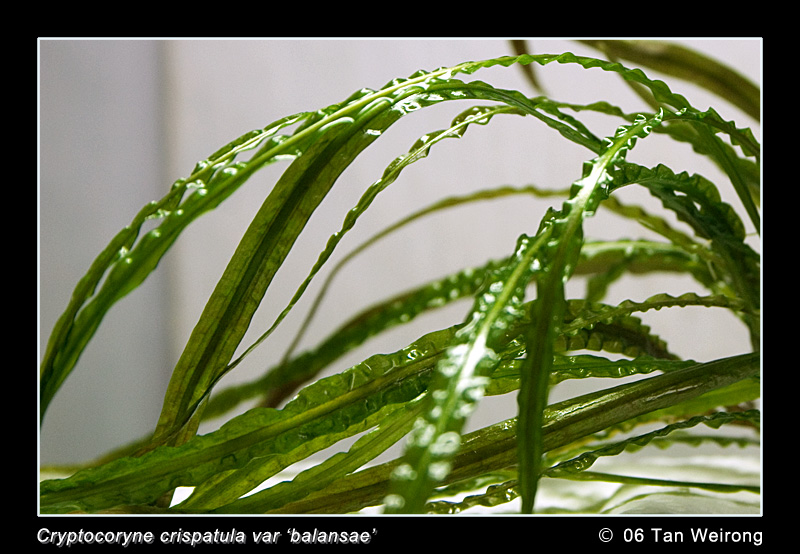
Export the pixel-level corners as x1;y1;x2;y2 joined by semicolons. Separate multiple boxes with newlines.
39;38;761;466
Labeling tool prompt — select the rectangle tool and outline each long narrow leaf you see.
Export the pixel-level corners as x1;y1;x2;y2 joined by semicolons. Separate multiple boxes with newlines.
40;49;759;516
39;326;455;513
266;352;759;514
518;111;664;512
578;40;760;122
39;116;310;419
385;231;547;513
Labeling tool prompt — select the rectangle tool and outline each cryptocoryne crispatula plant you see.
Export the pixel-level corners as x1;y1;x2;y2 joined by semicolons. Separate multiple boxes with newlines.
39;40;760;514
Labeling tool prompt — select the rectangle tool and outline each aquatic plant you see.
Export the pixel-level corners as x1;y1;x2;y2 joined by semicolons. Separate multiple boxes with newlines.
39;40;760;514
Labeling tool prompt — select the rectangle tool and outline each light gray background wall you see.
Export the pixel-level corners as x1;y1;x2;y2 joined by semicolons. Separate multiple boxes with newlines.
39;38;761;466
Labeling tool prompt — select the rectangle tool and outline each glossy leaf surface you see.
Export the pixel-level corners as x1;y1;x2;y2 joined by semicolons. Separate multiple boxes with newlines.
40;44;760;515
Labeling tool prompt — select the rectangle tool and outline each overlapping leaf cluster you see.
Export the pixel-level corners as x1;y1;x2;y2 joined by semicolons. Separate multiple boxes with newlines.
40;45;760;514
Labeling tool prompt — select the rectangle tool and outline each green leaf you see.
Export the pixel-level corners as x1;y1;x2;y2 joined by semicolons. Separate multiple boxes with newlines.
385;232;546;513
577;239;717;303
41;50;715;421
578;39;760;121
488;355;697;396
40;48;759;515
39;327;453;513
264;352;758;514
148;112;397;450
517;110;664;513
39;116;310;420
202;263;492;418
209;397;425;513
548;410;760;479
611;162;760;345
279;182;569;375
146;63;619;450
219;103;529;385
